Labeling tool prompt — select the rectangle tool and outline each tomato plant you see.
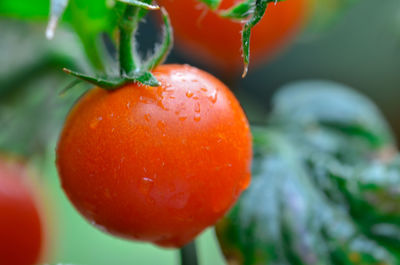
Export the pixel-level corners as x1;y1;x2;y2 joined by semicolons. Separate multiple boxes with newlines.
56;64;252;247
158;0;308;75
0;157;44;265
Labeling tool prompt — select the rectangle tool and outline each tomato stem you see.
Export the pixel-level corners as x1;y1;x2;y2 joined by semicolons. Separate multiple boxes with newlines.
119;5;140;75
180;241;199;265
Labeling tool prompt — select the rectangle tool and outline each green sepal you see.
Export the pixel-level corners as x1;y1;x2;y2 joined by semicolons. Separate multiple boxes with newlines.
116;0;159;10
219;0;253;19
46;0;69;39
63;68;126;89
129;71;160;87
63;68;160;90
144;7;173;70
197;0;222;10
242;0;268;77
230;0;283;77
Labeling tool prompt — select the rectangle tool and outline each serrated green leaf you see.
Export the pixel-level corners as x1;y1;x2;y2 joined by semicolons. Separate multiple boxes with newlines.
197;0;222;10
270;81;395;149
217;128;397;265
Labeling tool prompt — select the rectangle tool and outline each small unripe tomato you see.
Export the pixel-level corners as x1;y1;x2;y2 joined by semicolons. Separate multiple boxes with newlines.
0;157;44;265
56;64;252;247
158;0;307;74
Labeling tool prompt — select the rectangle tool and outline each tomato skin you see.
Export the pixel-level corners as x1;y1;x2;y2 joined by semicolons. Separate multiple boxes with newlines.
158;0;307;74
56;64;252;247
0;159;43;265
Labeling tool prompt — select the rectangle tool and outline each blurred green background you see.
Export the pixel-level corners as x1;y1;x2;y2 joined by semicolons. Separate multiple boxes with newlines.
1;0;400;264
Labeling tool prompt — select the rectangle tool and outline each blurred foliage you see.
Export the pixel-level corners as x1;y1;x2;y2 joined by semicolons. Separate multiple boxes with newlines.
0;0;118;70
0;20;89;158
217;81;400;265
306;0;360;36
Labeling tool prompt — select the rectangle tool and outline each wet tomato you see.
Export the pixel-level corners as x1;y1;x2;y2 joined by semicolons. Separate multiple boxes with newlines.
0;158;44;265
56;64;252;247
158;0;307;74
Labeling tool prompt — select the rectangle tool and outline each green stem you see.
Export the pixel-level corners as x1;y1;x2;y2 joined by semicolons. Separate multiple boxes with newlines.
180;241;199;265
119;5;139;75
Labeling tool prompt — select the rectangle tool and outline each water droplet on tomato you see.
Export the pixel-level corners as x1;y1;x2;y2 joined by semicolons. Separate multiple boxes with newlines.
144;113;151;122
90;116;103;129
186;91;193;98
194;102;200;113
200;87;207;92
179;115;187;121
209;90;218;103
157;120;166;131
194;113;201;122
139;177;154;196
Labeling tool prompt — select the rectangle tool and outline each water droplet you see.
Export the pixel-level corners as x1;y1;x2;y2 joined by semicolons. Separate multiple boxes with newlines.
186;91;193;98
179;115;187;121
90;116;103;129
194;102;200;113
157;99;168;110
209;90;218;103
200;87;208;92
157;120;166;131
144;113;151;122
139;177;154;196
194;113;201;122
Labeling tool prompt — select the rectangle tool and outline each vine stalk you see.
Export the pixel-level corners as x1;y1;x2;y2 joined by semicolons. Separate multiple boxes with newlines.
180;241;199;265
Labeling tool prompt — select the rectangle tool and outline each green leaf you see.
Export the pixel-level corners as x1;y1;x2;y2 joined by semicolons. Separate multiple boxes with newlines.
305;0;360;35
197;0;222;10
219;0;254;19
270;81;395;149
0;0;49;19
0;0;119;70
117;0;159;10
217;128;397;265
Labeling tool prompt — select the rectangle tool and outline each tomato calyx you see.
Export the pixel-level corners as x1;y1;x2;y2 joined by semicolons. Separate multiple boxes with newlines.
56;1;172;90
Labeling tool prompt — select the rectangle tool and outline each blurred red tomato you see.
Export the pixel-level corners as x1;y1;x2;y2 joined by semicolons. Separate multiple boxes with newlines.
0;157;44;265
158;0;307;75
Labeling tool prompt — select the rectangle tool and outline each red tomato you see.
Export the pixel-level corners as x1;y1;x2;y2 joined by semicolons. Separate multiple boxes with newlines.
0;158;44;265
158;0;307;74
56;64;252;247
